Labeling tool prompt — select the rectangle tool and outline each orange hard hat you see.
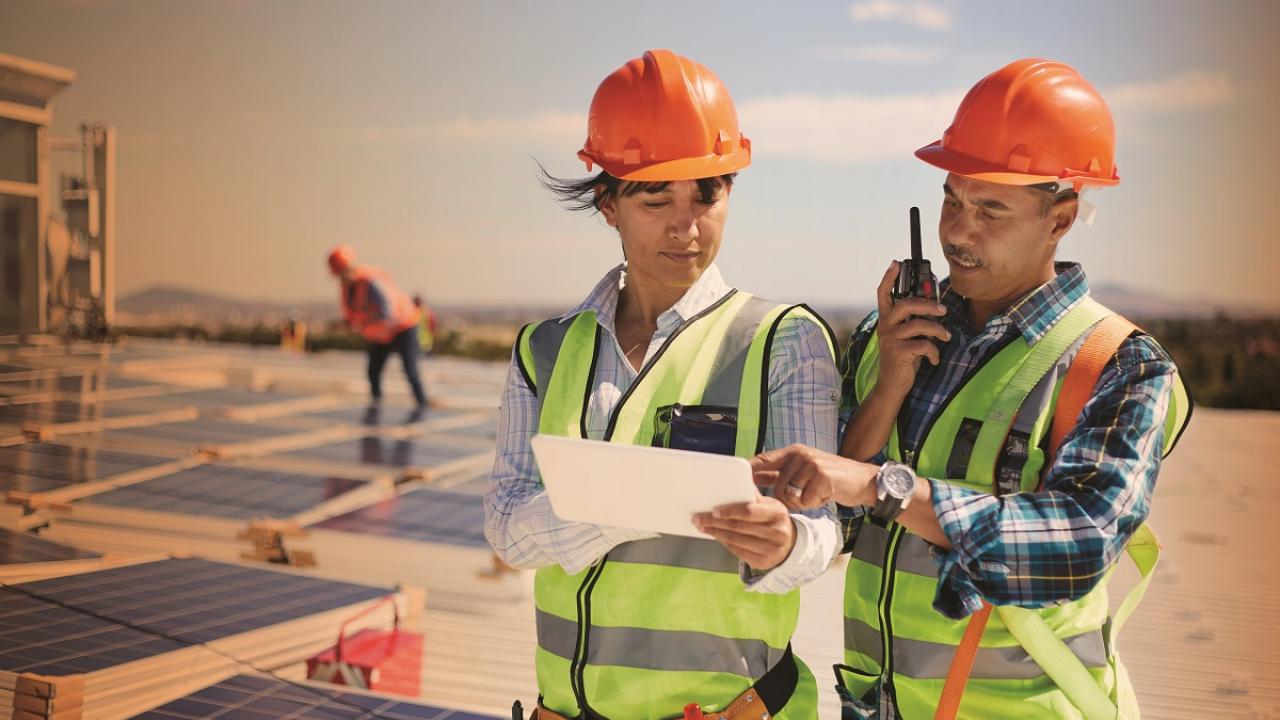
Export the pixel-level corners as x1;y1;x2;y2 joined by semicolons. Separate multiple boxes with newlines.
916;58;1119;190
578;49;750;182
328;245;356;275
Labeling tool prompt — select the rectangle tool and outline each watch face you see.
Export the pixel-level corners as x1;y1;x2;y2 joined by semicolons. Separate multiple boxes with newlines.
882;465;916;497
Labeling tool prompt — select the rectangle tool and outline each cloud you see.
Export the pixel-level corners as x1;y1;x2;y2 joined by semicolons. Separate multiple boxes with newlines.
739;90;962;166
289;70;1228;167
849;0;953;31
737;69;1233;167
312;111;584;150
812;43;944;65
1104;71;1233;113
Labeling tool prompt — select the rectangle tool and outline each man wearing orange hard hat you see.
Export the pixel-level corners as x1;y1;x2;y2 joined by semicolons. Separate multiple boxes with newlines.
754;59;1191;718
327;245;428;409
485;50;841;719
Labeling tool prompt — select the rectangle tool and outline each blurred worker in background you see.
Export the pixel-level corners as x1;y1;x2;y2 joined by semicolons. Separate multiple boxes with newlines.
412;294;436;355
484;49;841;720
327;246;428;408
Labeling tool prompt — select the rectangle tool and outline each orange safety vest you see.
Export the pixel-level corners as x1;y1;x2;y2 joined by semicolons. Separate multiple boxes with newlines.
341;267;420;345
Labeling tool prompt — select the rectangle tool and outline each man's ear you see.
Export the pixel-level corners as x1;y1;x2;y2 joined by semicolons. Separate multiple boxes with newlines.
1048;197;1079;246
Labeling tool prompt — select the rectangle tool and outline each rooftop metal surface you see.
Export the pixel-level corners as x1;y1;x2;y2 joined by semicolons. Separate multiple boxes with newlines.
0;338;1273;718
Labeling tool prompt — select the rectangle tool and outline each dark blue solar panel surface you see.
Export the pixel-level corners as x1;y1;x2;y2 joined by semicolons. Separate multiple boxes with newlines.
304;405;474;427
0;443;173;494
100;419;303;445
430;417;497;441
313;487;486;548
0;558;391;675
89;465;368;520
283;436;486;469
0;527;100;564
159;388;306;412
131;674;501;719
0;399;162;425
0;373;154;398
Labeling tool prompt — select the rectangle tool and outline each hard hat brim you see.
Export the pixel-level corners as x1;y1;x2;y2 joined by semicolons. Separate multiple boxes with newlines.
581;148;750;182
915;141;1120;188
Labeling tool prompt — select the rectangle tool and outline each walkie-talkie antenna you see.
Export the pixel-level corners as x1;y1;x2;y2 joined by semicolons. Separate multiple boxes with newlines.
909;206;922;262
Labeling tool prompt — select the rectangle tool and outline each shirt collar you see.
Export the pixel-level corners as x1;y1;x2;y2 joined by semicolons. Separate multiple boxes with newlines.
561;262;732;333
939;262;1090;345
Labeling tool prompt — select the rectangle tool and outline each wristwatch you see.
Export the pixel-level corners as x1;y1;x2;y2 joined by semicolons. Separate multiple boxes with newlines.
871;461;918;523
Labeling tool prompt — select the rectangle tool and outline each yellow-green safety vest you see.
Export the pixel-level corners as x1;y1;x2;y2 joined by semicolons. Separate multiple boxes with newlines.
840;296;1191;719
517;290;835;720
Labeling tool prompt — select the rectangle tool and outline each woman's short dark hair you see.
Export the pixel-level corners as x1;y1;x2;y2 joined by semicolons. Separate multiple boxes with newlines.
538;162;736;214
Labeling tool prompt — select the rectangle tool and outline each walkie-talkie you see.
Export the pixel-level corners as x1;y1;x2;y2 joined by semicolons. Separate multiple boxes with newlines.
892;207;939;304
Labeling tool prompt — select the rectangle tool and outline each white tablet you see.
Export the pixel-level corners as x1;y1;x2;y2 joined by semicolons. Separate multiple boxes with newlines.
529;434;757;538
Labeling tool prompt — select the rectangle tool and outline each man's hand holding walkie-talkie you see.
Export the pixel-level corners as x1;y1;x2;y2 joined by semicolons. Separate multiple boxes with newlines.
874;207;951;400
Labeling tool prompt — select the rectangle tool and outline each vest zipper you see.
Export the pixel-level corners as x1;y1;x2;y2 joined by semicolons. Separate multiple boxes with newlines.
877;523;906;709
602;290;738;441
570;558;609;716
570;289;741;715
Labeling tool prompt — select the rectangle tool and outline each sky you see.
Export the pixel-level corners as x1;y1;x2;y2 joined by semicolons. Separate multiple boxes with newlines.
2;0;1278;311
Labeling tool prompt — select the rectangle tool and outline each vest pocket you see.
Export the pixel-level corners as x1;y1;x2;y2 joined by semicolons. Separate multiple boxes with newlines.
652;403;739;456
833;664;879;718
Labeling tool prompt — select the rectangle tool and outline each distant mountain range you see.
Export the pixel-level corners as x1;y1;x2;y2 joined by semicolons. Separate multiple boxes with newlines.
117;284;1276;328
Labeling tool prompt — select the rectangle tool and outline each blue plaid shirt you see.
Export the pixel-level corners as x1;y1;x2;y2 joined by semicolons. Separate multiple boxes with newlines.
839;262;1177;620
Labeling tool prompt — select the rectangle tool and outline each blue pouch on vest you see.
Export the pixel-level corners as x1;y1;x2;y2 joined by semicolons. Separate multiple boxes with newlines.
652;403;738;457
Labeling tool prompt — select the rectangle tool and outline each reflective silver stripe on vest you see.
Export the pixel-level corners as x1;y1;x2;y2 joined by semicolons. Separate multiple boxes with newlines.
1010;329;1092;435
851;522;937;574
608;536;738;574
537;609;786;678
843;617;885;665
529;316;579;401
701;296;781;407
893;627;1109;680
851;521;889;568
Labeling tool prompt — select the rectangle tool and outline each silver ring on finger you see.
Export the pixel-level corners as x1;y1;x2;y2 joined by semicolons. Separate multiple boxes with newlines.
785;482;804;497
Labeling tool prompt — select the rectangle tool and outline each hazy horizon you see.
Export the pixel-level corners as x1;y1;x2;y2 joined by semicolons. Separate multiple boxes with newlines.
3;0;1278;312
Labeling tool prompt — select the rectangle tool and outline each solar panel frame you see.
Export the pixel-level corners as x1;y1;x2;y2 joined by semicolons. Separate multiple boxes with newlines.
0;528;100;564
84;465;370;521
281;435;489;470
0;558;392;676
129;674;501;720
0;443;177;495
311;487;487;548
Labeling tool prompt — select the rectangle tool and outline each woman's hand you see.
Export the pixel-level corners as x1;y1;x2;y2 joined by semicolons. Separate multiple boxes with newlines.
693;492;797;570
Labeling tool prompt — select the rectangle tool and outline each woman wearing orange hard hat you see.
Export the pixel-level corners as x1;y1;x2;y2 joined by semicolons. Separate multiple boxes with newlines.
484;49;841;719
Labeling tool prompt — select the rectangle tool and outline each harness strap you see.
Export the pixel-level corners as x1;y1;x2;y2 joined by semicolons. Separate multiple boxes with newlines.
934;310;1141;720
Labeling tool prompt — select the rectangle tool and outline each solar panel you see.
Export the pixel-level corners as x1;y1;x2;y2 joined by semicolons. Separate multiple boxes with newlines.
0;527;100;564
0;399;162;425
313;487;487;548
0;374;155;397
0;443;174;494
283;436;487;469
0;558;391;675
87;465;368;520
99;418;305;445
432;417;497;441
130;674;501;719
305;404;475;427
157;387;306;412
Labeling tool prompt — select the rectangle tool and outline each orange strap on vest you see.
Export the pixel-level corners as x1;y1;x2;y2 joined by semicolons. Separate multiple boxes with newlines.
932;313;1137;720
